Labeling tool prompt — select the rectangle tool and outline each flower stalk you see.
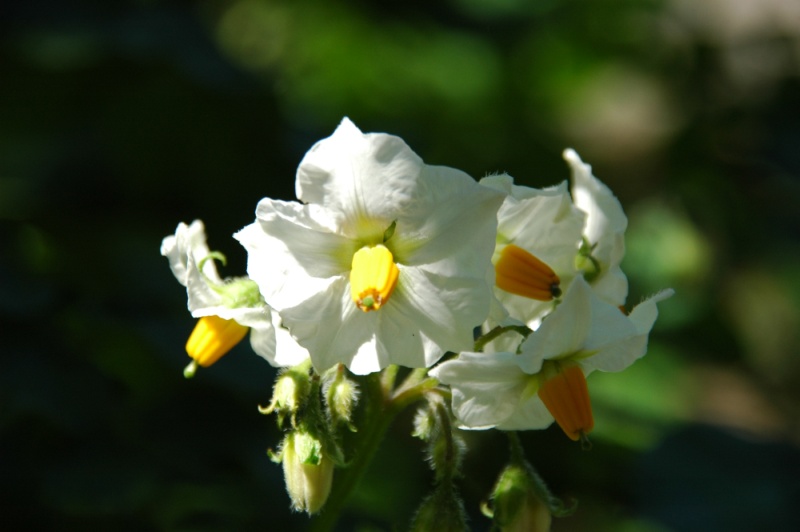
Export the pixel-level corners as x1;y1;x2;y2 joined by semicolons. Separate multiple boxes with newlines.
309;367;435;531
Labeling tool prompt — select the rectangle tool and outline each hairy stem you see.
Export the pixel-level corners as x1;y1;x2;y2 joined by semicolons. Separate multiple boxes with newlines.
309;369;432;531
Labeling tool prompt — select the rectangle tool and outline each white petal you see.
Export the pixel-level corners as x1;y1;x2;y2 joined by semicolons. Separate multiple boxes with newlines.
161;220;221;287
276;276;379;373
497;293;562;334
479;320;529;355
242;309;278;364
565;148;628;305
390;266;490;358
478;173;514;195
582;286;638;352
495;180;584;271
516;276;594;373
276;264;491;374
496;394;554;431
185;253;224;313
581;288;673;373
296;118;425;240
391;165;504;281
272;328;311;368
629;288;675;335
484;265;510;326
191;303;257;322
235;199;356;311
430;352;528;429
488;178;585;326
250;308;310;368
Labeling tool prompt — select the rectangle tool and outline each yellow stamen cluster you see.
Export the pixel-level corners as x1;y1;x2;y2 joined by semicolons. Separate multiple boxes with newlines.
185;315;249;368
495;244;561;301
350;244;399;312
537;362;594;442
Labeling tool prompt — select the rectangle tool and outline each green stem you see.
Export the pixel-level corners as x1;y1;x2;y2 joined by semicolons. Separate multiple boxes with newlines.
474;325;531;352
380;364;399;392
503;430;577;517
309;371;432;531
505;430;525;465
393;377;438;410
391;367;429;398
428;393;457;483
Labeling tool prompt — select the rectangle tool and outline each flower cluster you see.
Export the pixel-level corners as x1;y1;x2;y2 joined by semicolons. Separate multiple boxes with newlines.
161;118;671;526
431;150;674;442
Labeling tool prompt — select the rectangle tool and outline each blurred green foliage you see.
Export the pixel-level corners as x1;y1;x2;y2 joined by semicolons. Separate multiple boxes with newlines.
2;0;800;530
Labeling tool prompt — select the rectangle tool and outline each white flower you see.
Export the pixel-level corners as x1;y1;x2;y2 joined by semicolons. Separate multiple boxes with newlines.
565;148;628;306
161;220;308;369
480;174;586;331
430;276;673;437
235;118;504;375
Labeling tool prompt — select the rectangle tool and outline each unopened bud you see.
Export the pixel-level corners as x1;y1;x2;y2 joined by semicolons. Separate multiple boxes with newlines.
281;431;334;515
410;483;468;532
260;360;312;429
488;464;552;532
324;366;359;431
412;406;435;441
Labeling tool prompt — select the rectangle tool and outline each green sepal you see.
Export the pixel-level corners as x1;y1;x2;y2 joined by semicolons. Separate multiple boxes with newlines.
213;277;264;309
323;364;360;433
382;220;397;242
576;237;601;283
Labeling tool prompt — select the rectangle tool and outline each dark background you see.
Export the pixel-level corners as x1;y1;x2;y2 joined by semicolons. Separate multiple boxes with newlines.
2;0;800;530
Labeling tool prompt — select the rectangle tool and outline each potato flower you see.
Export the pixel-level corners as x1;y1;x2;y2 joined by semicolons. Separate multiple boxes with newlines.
430;276;673;440
235;118;504;374
162;220;308;376
481;150;630;338
480;174;585;330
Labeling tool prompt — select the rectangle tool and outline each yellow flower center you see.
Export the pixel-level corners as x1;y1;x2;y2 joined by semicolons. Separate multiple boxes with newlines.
495;244;561;301
537;361;594;443
350;244;399;312
185;315;249;370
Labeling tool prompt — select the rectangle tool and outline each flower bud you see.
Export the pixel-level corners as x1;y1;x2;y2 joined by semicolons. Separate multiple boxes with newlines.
281;431;334;514
324;366;359;431
489;464;552;532
412;405;435;441
410;483;468;532
260;360;312;429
